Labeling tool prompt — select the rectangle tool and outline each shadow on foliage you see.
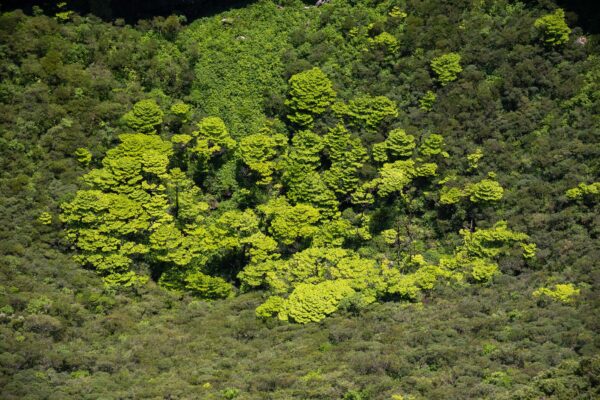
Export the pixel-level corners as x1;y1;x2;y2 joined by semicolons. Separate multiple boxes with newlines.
1;0;259;23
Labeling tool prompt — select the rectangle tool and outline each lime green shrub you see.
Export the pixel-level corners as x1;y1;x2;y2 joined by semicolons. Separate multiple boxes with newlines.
534;9;571;47
431;53;463;86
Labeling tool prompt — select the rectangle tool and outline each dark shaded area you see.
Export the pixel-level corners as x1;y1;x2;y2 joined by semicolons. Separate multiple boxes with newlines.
527;0;600;34
0;0;600;34
2;0;597;33
558;0;600;34
0;0;257;23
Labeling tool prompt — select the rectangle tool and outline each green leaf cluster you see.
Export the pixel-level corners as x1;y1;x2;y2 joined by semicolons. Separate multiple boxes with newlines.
286;67;336;127
533;283;580;304
430;53;463;86
333;95;398;132
566;182;600;202
122;99;164;133
61;68;536;323
238;128;287;185
534;9;571;47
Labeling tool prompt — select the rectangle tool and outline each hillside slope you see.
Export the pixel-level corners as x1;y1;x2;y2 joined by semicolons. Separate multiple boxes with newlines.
0;0;599;398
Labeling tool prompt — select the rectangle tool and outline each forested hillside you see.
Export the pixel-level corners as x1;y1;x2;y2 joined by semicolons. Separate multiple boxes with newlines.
0;0;599;399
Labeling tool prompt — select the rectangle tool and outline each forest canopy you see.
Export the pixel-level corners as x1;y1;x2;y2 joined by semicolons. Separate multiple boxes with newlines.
0;0;599;398
60;89;537;323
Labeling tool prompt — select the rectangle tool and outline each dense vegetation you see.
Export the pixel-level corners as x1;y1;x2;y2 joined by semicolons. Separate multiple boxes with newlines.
0;0;599;398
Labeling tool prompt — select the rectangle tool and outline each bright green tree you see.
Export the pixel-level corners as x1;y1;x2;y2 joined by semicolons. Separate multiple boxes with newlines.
369;32;399;53
246;246;384;322
282;130;339;216
566;182;600;202
238;128;288;185
62;103;246;295
74;147;92;165
37;212;53;225
191;116;236;159
257;197;320;246
533;283;579;304
419;134;448;158
467;148;484;171
375;160;437;198
454;221;535;282
534;8;571;47
122;99;164;133
419;90;437;111
373;128;416;162
431;53;462;86
382;255;460;300
285;67;336;127
466;178;504;203
279;280;356;323
170;101;192;122
61;129;176;286
323;124;368;197
439;186;464;205
333;95;398;131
